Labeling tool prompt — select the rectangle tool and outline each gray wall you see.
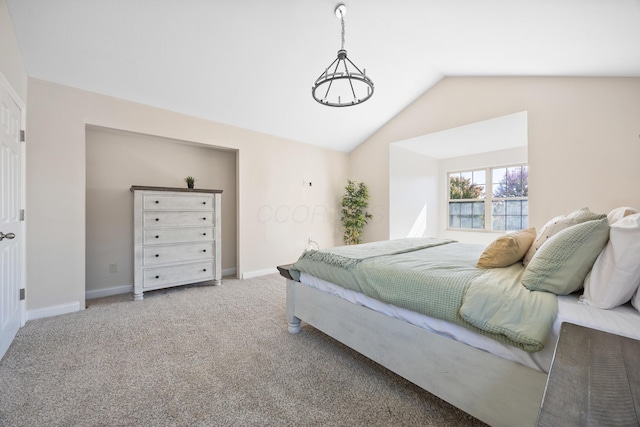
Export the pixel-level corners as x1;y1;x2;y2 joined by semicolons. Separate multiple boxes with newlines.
86;127;237;295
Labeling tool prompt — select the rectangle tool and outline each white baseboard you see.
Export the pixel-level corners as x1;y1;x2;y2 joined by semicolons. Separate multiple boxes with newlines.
84;272;237;299
85;284;133;300
242;267;278;279
27;301;81;321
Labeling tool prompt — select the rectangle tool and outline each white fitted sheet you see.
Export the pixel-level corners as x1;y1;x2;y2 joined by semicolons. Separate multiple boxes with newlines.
299;272;640;373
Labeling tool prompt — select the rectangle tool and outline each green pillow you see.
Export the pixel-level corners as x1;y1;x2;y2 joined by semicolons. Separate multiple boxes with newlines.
521;218;609;295
566;207;607;223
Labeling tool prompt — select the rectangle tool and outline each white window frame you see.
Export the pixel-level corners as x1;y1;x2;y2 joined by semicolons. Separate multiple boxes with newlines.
447;163;528;232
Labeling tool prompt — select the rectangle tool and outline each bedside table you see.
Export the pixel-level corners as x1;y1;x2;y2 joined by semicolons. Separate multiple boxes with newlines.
536;322;640;426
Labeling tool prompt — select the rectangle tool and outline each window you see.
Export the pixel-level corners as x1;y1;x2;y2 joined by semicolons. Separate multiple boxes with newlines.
448;165;528;231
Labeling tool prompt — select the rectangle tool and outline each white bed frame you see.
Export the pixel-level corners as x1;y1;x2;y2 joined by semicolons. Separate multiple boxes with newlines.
284;275;548;427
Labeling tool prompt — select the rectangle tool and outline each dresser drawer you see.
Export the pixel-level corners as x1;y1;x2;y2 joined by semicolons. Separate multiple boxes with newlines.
143;261;214;289
143;242;214;266
143;227;214;245
143;193;213;210
143;211;213;228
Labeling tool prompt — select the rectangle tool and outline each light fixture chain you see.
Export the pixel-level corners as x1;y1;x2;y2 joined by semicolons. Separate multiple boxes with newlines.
340;13;345;50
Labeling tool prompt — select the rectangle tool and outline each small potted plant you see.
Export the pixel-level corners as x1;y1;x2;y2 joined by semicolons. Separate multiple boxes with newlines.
185;176;197;189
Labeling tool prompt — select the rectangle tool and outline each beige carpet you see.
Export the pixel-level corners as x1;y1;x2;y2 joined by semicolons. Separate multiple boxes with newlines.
0;274;486;426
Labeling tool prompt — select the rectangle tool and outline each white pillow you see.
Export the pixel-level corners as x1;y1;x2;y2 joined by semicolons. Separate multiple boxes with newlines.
522;215;578;266
607;206;638;225
632;287;640;313
582;213;640;309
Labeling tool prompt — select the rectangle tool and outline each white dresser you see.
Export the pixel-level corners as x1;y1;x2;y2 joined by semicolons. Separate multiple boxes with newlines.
130;186;222;300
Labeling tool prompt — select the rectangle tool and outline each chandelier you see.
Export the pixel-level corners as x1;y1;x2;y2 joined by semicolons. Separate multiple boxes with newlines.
312;4;374;107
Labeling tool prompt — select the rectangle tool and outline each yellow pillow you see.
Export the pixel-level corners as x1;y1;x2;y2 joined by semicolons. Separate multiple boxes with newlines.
477;227;536;268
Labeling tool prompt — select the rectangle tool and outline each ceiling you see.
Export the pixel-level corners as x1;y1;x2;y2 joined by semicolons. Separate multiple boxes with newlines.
393;111;528;159
7;0;640;152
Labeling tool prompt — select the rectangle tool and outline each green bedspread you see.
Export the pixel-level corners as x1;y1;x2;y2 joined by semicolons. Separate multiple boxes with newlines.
290;238;558;352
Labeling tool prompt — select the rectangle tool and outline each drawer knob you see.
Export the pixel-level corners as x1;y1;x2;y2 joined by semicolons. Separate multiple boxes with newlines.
155;218;159;222
202;217;206;220
155;254;159;257
202;202;206;205
202;233;207;236
155;275;160;279
155;235;159;238
203;269;207;272
203;249;207;252
155;200;159;204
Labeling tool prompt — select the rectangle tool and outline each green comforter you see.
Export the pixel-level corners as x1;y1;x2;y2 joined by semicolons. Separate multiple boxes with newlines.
290;238;558;352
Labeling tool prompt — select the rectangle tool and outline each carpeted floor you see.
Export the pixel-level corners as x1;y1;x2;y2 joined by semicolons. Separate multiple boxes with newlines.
0;274;486;426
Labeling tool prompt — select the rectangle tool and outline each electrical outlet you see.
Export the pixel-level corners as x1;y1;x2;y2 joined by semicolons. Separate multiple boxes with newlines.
109;264;117;273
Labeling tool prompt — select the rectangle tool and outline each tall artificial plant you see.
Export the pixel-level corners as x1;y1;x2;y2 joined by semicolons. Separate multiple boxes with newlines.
340;180;373;245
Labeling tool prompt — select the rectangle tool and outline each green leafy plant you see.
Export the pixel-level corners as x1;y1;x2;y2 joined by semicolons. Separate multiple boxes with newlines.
340;180;373;245
449;176;484;199
185;176;197;188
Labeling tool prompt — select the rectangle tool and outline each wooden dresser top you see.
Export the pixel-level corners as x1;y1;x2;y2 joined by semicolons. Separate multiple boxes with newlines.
130;185;222;194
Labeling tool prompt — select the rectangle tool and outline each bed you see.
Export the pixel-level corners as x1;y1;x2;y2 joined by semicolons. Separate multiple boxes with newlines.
279;208;640;427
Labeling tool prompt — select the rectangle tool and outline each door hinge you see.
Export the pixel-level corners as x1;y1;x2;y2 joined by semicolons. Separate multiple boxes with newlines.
20;209;25;221
20;130;25;142
19;288;25;300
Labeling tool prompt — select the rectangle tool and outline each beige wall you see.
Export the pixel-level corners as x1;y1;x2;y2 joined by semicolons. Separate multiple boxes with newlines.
26;78;348;312
351;77;640;241
0;0;26;101
86;127;238;295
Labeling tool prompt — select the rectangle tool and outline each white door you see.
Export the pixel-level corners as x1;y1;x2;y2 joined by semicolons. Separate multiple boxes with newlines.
0;79;23;360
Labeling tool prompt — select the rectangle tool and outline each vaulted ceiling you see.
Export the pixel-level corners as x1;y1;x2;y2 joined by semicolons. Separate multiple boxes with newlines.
7;0;640;152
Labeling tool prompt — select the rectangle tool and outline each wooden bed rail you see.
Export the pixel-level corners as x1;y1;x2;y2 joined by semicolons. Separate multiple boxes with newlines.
277;264;547;427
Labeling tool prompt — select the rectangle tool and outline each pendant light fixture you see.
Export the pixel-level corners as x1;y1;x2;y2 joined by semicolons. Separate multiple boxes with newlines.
312;3;374;107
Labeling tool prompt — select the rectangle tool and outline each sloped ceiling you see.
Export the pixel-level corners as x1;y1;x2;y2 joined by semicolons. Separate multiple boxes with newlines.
394;111;528;159
7;0;640;152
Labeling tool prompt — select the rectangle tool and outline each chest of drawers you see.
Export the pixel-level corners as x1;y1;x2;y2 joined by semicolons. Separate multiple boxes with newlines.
130;186;222;300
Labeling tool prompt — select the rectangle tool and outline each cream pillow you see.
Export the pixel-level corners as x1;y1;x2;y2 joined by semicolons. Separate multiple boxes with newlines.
477;227;536;268
607;206;638;225
582;213;640;309
521;218;610;295
522;216;578;266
